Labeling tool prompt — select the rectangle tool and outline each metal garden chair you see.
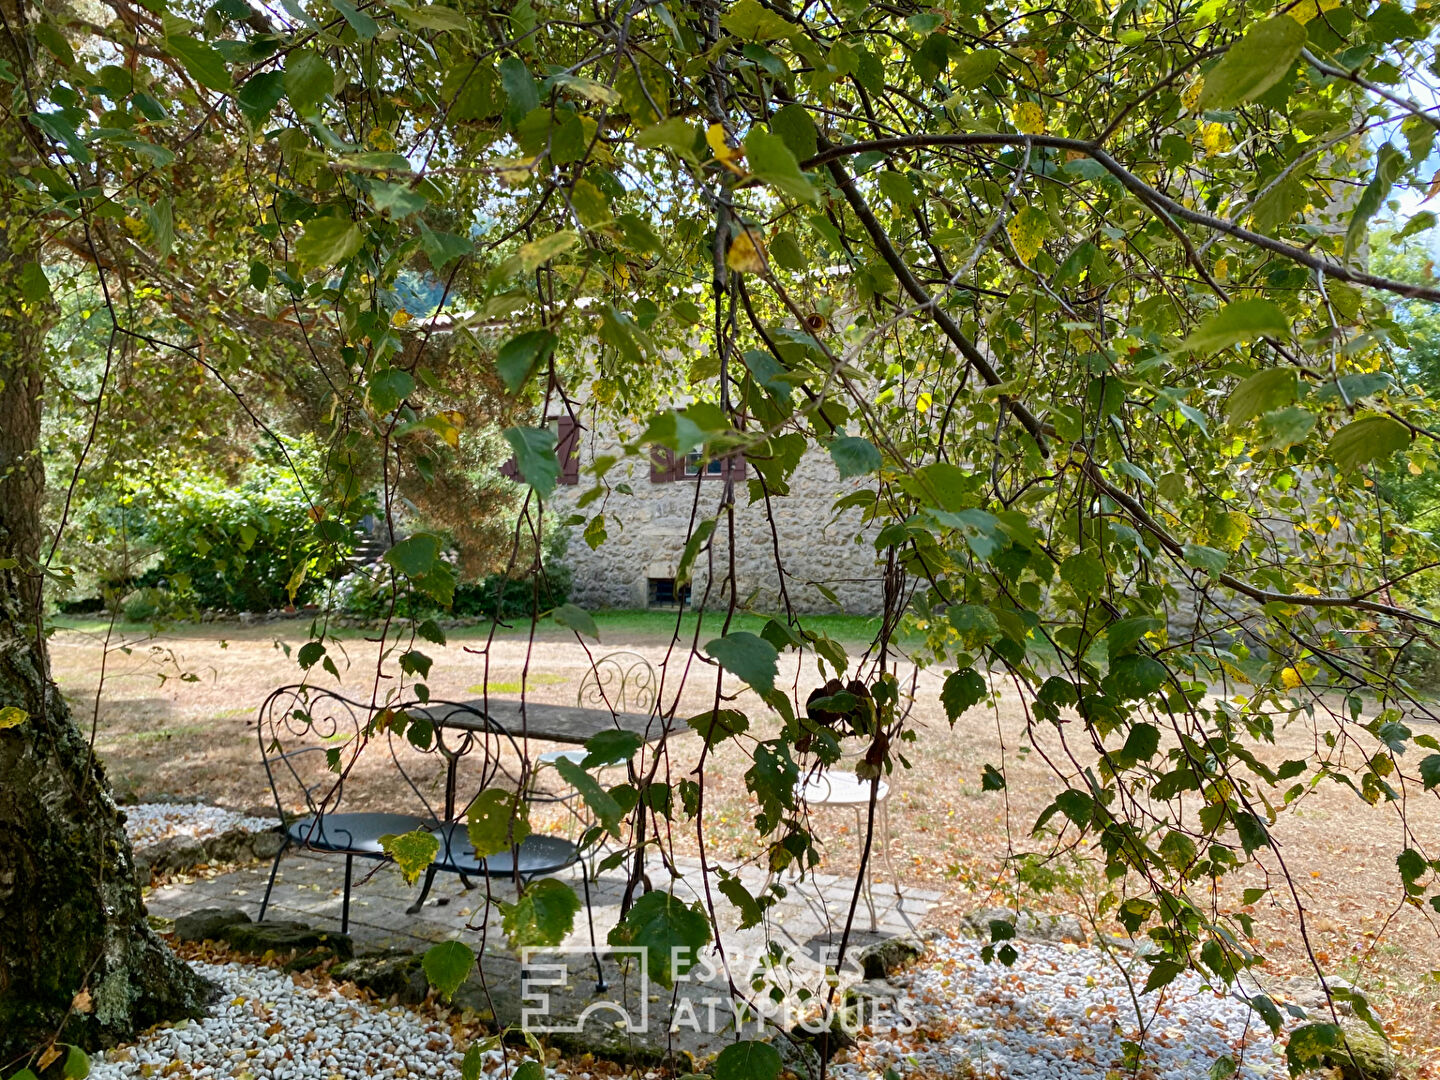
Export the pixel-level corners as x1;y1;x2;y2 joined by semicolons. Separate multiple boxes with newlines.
256;685;433;934
394;698;609;988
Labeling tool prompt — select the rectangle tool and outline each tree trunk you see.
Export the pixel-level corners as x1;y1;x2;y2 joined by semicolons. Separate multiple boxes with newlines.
0;10;211;1065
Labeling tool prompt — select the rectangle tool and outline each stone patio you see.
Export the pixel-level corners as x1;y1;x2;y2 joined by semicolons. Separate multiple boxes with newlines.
146;846;938;1064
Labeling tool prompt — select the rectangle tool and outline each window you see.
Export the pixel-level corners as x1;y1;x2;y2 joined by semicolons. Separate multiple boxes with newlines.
648;577;691;608
501;415;581;484
650;448;746;483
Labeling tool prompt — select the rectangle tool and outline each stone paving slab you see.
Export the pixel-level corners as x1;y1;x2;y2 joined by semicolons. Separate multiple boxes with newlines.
146;847;933;1063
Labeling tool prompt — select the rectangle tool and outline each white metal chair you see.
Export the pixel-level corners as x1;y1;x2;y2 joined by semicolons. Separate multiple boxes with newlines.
531;652;660;837
793;766;902;931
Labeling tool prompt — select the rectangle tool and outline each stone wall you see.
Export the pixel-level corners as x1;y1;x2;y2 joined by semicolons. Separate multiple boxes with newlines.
548;431;884;614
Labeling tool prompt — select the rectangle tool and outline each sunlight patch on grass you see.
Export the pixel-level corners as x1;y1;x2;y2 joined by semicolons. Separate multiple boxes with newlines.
467;673;568;694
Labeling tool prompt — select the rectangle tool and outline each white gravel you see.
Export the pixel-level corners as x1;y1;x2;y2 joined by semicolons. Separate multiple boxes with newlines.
123;803;275;851
831;936;1287;1080
92;961;547;1080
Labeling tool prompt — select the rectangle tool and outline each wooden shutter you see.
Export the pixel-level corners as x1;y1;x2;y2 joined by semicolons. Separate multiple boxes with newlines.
556;416;581;485
726;453;747;480
650;447;678;482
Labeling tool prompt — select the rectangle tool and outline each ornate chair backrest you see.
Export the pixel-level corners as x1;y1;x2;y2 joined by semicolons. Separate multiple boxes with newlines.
389;698;525;825
257;685;376;824
576;651;660;717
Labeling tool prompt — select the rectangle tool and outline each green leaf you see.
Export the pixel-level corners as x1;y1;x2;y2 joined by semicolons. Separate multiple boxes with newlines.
607;890;711;988
503;878;582;948
1107;616;1162;661
1060;551;1106;599
518;230;580;271
676;519;716;587
1419;754;1440;789
1198;15;1305;109
367;367;414;414
635;117;701;163
704;631;779;694
1329;414;1412;471
380;829;440;885
1143;960;1186;993
295;217;364;268
952;49;1001;88
422;940;475;999
466;788;530;857
297;641;326;669
830;436;882;478
1180;299;1290;354
1120;722;1161;763
1227;368;1297;425
1285;1022;1343;1071
980;763;1006;791
1346;144;1407;257
284;49;333;111
18;262;51;304
62;1045;89;1080
685;708;750;746
167;36;233;91
1183;543;1230;577
237;71;286;126
1395;210;1436;242
582;728;643;767
331;0;379;38
384;533;442;577
461;1046;484;1080
770;103;818;161
1106;654;1168;699
1256;406;1315;450
555;756;623;833
419;224;473;269
1398;847;1427;884
713;1042;783;1080
503;426;560;497
553;602;599;640
721;0;795;40
941;668;986;723
499;57;540;126
744;130;818;202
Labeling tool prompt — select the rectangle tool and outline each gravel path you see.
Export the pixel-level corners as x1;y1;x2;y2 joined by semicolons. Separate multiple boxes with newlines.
123;803;274;851
831;937;1286;1080
92;961;543;1080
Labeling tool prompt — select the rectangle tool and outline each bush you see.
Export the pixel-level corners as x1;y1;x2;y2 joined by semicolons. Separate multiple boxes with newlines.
137;445;360;613
338;533;571;622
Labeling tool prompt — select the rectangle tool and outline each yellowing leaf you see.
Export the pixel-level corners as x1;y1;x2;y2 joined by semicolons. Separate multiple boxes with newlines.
380;829;440;885
1011;101;1045;134
1200;121;1232;156
1280;666;1302;690
1181;78;1204;112
726;231;767;273
1008;206;1048;264
391;310;412;326
1294;0;1342;19
707;123;744;173
0;706;28;730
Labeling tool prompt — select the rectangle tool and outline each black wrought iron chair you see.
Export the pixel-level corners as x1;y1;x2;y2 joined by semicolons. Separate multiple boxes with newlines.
394;698;609;987
256;685;434;934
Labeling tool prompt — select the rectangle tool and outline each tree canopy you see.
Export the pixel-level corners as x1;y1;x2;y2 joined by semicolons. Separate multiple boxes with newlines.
12;0;1440;1069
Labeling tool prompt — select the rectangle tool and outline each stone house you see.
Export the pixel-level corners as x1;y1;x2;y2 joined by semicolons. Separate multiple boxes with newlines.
534;415;884;615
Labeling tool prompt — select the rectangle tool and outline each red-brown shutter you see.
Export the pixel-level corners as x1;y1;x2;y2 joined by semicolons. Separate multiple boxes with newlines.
650;447;677;483
726;453;747;480
556;417;581;484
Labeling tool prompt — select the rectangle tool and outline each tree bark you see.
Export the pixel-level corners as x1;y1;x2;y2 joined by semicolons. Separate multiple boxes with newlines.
0;6;211;1065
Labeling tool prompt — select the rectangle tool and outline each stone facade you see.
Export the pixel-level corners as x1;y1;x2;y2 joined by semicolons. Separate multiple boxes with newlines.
548;429;883;614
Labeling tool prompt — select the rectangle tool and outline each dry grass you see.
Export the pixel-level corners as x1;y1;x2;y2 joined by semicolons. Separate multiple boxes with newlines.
50;621;1440;1076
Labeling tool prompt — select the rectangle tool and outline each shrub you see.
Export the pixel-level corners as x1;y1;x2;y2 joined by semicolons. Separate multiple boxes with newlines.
137;444;360;612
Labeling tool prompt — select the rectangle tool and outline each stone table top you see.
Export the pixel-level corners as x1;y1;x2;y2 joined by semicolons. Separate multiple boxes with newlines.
413;698;685;746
